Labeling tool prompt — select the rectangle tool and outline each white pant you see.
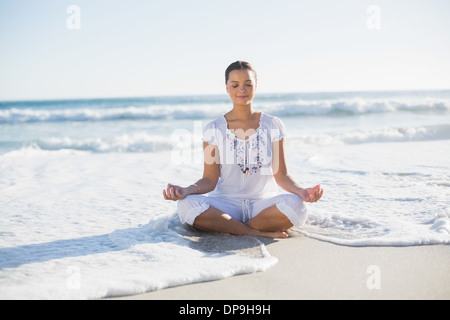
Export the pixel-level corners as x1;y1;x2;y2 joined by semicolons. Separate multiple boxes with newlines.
177;194;308;227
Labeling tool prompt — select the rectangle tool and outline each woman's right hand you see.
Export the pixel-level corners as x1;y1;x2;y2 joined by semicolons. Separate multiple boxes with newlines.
163;183;190;201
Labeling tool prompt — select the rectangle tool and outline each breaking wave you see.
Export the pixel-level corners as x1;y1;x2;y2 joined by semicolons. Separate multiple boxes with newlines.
1;95;449;124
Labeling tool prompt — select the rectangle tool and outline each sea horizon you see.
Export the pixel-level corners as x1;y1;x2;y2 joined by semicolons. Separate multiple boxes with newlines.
2;88;450;104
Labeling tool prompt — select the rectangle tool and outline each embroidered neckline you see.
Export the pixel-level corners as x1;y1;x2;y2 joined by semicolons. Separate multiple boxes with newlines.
222;112;264;142
226;128;265;176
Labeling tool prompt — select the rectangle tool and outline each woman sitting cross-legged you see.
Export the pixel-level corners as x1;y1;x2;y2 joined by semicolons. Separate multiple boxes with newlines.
163;61;323;239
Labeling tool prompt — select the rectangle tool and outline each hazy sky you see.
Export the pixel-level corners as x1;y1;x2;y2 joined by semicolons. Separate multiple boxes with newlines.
1;0;449;101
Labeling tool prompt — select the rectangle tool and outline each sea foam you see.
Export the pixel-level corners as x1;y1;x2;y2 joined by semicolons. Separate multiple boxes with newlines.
0;215;277;299
5;124;447;155
0;151;277;299
289;124;450;146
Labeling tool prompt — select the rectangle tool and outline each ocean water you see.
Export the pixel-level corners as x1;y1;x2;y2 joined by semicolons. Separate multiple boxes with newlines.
1;90;449;299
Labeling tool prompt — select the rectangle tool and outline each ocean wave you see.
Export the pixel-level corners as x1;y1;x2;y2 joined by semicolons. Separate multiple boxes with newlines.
1;96;449;124
33;133;182;153
1;132;204;155
0;105;226;124
289;124;450;146
262;97;450;117
3;124;449;156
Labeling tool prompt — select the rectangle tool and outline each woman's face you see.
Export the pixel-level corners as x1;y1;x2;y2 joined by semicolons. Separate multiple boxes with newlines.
226;69;257;106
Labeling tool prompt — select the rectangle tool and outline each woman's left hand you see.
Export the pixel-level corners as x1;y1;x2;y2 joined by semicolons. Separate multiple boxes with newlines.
299;185;324;203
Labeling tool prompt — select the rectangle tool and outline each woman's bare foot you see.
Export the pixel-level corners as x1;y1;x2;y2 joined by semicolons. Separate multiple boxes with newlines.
258;230;288;239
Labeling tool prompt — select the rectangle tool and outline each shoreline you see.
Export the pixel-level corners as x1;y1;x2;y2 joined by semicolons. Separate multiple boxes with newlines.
109;233;450;300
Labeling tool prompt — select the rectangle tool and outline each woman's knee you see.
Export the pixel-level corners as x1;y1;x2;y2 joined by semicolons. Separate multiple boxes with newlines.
177;195;210;226
275;194;308;227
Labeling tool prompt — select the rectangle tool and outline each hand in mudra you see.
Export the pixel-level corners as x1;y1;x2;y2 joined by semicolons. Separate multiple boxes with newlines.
163;183;190;201
299;185;324;203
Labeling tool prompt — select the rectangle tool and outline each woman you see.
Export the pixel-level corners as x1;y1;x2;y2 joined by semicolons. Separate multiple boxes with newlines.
163;61;323;238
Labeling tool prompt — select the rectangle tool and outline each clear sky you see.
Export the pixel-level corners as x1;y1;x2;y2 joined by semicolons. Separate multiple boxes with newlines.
1;0;449;101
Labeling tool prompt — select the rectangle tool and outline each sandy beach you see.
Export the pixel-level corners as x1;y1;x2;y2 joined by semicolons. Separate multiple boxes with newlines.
110;232;450;300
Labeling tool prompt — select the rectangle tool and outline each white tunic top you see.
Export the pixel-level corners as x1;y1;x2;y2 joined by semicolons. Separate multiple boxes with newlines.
203;112;287;200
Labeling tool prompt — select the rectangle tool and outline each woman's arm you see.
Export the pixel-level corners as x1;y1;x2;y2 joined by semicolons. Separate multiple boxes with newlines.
163;142;220;201
272;139;323;203
187;142;220;195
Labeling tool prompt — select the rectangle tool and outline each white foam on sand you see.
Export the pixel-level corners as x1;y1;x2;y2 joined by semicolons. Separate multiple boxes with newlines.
0;215;277;300
287;140;450;246
0;151;277;300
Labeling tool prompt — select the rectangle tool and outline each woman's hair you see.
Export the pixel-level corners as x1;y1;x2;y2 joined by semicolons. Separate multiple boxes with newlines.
225;61;257;84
